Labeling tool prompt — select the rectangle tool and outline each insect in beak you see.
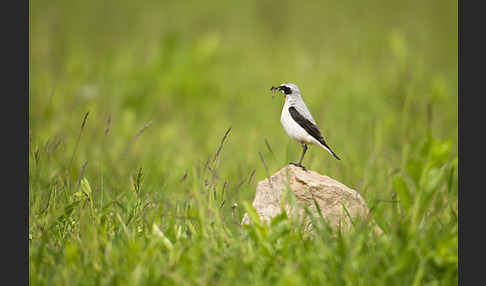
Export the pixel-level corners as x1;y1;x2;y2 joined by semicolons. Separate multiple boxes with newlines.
270;86;280;99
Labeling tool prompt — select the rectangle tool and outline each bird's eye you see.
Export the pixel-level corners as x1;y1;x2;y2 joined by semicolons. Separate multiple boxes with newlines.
280;86;292;95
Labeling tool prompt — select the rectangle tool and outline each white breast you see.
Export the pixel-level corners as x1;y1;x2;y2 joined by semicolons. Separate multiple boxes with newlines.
280;101;320;145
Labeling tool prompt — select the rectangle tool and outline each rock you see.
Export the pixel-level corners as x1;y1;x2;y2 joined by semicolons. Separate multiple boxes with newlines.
241;165;383;235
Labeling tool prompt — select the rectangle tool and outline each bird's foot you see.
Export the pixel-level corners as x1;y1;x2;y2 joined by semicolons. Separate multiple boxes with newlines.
289;162;307;171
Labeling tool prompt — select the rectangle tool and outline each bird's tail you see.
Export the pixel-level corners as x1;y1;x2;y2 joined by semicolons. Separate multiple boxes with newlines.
319;143;341;160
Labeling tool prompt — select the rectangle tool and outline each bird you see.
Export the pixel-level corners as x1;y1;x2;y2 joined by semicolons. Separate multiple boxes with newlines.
270;82;340;170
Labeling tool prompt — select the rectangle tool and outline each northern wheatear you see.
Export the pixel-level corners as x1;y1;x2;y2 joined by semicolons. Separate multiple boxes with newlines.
271;83;340;170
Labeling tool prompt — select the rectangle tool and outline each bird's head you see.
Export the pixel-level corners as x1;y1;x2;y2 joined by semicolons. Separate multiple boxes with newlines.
270;83;301;99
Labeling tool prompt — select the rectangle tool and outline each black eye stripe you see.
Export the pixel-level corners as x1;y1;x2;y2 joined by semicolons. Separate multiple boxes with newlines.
280;86;292;94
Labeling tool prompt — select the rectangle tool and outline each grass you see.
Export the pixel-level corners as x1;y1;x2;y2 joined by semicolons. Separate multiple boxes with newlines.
29;0;458;285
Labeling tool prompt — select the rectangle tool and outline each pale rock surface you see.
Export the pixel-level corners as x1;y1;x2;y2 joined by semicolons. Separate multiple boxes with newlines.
241;165;383;235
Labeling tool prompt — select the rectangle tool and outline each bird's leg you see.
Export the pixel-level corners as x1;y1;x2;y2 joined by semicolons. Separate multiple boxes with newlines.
290;143;308;170
298;143;308;165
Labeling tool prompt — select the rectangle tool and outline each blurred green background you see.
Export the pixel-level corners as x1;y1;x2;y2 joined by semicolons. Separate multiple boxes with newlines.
29;0;458;285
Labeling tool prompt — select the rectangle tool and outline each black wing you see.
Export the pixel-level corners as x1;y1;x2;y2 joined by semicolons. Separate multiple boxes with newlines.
288;106;341;160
